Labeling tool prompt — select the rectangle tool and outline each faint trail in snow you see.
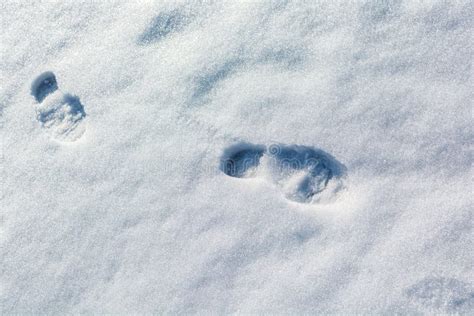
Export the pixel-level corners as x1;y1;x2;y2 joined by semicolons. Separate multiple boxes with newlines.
137;9;189;45
405;277;474;313
31;72;86;142
192;59;243;101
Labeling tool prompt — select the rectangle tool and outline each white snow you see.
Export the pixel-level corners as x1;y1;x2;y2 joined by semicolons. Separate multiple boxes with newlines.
1;0;473;313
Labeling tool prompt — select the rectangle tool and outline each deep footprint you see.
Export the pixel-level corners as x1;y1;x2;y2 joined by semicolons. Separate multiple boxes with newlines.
220;143;266;178
220;143;345;203
32;72;86;142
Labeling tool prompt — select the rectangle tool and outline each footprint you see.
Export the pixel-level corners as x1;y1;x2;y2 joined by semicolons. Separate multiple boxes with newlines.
406;277;474;313
31;72;86;142
220;143;266;178
220;142;345;203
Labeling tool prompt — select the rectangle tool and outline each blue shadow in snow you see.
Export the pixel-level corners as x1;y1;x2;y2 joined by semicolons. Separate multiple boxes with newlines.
31;71;58;103
220;143;266;178
138;10;187;45
37;93;86;124
192;59;243;99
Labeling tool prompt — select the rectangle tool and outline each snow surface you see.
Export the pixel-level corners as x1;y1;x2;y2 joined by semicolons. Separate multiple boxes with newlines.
1;0;473;313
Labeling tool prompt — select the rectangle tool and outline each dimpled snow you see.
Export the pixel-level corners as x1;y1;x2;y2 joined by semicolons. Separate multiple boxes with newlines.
1;1;472;314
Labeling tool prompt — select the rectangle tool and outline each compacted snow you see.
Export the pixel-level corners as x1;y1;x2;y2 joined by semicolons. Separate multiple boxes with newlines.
1;0;473;313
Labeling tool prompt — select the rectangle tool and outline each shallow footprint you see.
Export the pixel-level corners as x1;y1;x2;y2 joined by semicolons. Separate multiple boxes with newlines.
138;10;187;45
220;143;265;178
31;72;86;142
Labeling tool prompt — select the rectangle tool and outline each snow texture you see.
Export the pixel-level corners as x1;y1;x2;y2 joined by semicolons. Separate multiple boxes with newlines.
1;0;473;314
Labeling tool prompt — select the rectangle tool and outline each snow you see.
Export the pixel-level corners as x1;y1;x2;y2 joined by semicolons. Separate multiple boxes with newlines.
1;0;473;313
